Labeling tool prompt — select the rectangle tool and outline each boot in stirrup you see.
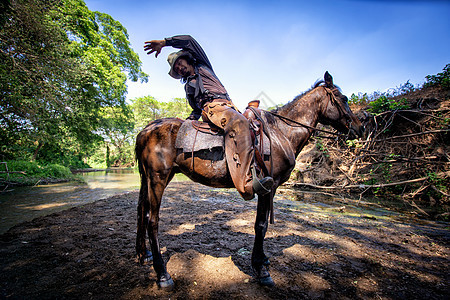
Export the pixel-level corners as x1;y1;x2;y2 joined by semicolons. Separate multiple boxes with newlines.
251;166;274;196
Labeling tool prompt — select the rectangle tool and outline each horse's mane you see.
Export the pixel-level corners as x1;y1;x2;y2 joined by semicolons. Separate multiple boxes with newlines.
272;80;325;114
272;79;341;114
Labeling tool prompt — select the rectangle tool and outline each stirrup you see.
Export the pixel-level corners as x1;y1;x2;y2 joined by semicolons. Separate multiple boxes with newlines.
251;166;274;196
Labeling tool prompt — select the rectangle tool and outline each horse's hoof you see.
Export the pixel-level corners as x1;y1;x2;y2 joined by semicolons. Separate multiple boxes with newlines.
252;264;274;287
157;274;174;290
258;275;275;287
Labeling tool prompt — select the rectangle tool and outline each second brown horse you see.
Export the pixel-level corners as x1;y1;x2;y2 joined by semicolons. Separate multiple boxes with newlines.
135;72;364;288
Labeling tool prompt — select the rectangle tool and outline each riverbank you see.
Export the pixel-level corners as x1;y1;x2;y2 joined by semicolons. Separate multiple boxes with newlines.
70;167;137;173
1;181;448;299
0;161;81;189
0;169;142;235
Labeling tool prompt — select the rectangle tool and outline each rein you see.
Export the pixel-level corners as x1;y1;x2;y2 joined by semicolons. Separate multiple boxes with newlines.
267;111;344;138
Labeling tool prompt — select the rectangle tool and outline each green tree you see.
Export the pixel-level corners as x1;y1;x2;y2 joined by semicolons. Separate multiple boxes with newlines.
84;97;191;168
425;63;450;90
0;0;148;166
96;106;135;167
131;96;191;130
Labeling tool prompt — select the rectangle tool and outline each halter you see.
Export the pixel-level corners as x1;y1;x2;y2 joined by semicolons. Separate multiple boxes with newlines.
323;87;353;129
266;86;352;139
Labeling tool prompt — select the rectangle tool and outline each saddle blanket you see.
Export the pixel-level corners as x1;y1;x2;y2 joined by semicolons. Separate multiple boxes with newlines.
175;120;270;155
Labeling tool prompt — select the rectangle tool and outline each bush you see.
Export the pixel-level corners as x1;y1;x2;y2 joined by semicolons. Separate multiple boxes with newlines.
0;160;75;185
3;160;41;176
349;92;370;106
349;80;415;110
42;164;73;179
424;64;450;90
367;96;409;114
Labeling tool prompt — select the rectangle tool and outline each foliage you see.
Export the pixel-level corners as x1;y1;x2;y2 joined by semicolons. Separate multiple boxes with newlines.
349;92;370;106
0;0;148;164
427;172;448;194
424;63;450;90
315;138;329;158
42;164;74;179
349;81;415;111
131;96;191;130
367;96;409;114
294;65;449;217
3;160;42;177
0;160;76;185
81;96;192;169
96;106;135;167
388;80;416;96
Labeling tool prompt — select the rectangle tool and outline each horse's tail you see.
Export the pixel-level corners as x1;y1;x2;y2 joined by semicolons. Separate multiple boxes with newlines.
135;140;145;179
135;128;149;257
135;123;152;179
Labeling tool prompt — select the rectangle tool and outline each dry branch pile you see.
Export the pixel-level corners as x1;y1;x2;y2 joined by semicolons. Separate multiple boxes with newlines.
290;85;450;219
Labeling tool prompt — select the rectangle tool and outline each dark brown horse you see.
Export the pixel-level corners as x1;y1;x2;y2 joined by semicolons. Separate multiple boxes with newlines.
135;72;364;288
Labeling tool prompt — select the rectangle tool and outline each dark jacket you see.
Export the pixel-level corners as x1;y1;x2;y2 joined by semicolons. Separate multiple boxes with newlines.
165;35;229;120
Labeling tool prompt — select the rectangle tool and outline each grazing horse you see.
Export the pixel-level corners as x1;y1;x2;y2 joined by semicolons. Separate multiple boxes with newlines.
135;72;364;288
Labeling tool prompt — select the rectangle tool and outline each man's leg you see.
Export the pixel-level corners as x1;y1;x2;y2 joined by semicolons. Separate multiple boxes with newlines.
204;101;272;200
223;112;255;199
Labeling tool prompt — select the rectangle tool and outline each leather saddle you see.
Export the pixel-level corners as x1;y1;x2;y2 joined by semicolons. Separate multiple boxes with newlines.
175;100;271;174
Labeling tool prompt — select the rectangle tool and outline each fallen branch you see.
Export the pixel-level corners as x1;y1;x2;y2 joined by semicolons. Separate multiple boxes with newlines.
0;171;26;174
431;185;450;197
373;108;449;118
358;156;449;165
287;171;450;190
356;129;450;143
405;199;430;216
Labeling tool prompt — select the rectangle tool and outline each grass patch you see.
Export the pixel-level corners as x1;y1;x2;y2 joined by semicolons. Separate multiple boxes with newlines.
0;161;79;186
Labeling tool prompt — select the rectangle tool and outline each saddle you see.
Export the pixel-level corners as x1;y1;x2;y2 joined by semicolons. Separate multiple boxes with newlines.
175;100;271;176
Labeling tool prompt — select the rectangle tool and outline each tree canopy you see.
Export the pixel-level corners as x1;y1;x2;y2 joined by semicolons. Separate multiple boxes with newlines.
0;0;148;166
131;96;191;130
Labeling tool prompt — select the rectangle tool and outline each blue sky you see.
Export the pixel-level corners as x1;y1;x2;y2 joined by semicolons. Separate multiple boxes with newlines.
85;0;450;110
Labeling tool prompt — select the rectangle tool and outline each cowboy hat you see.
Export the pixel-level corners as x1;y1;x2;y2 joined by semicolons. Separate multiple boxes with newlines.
167;50;190;79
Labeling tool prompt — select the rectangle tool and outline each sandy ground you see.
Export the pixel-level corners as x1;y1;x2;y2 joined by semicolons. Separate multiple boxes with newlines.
1;181;449;299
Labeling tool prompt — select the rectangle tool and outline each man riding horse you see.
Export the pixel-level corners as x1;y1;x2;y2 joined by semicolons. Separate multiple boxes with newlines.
144;35;273;200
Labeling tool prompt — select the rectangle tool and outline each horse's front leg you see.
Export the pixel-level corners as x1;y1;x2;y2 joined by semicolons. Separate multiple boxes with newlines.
251;192;275;286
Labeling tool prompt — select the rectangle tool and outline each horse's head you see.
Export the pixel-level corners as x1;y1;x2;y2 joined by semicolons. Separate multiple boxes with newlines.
318;72;364;139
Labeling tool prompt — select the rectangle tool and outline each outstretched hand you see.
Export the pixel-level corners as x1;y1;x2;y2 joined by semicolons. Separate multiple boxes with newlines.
144;39;166;58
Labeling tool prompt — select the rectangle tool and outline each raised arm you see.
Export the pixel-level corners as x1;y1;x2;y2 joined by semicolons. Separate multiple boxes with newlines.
144;35;213;70
143;39;166;58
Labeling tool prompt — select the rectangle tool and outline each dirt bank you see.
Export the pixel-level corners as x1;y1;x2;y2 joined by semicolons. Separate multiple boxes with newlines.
1;182;449;299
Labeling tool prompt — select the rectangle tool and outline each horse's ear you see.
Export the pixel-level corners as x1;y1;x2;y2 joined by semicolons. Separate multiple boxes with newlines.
324;71;333;87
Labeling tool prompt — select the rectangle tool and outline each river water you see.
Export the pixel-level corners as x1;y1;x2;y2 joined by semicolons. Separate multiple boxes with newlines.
0;169;146;235
0;169;432;235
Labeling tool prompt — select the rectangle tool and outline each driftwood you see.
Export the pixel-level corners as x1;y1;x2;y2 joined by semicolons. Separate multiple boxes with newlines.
355;129;449;143
287;171;450;190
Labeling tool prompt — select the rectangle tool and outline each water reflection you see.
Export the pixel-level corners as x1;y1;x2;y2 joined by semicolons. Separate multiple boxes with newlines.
0;169;153;234
1;170;423;236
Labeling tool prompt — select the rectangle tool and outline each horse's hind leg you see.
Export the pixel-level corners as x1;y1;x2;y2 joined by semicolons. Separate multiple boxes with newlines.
145;169;175;289
136;169;176;261
136;174;152;264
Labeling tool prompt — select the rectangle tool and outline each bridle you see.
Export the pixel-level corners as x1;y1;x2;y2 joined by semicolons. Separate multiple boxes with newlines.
266;86;353;139
323;86;355;138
